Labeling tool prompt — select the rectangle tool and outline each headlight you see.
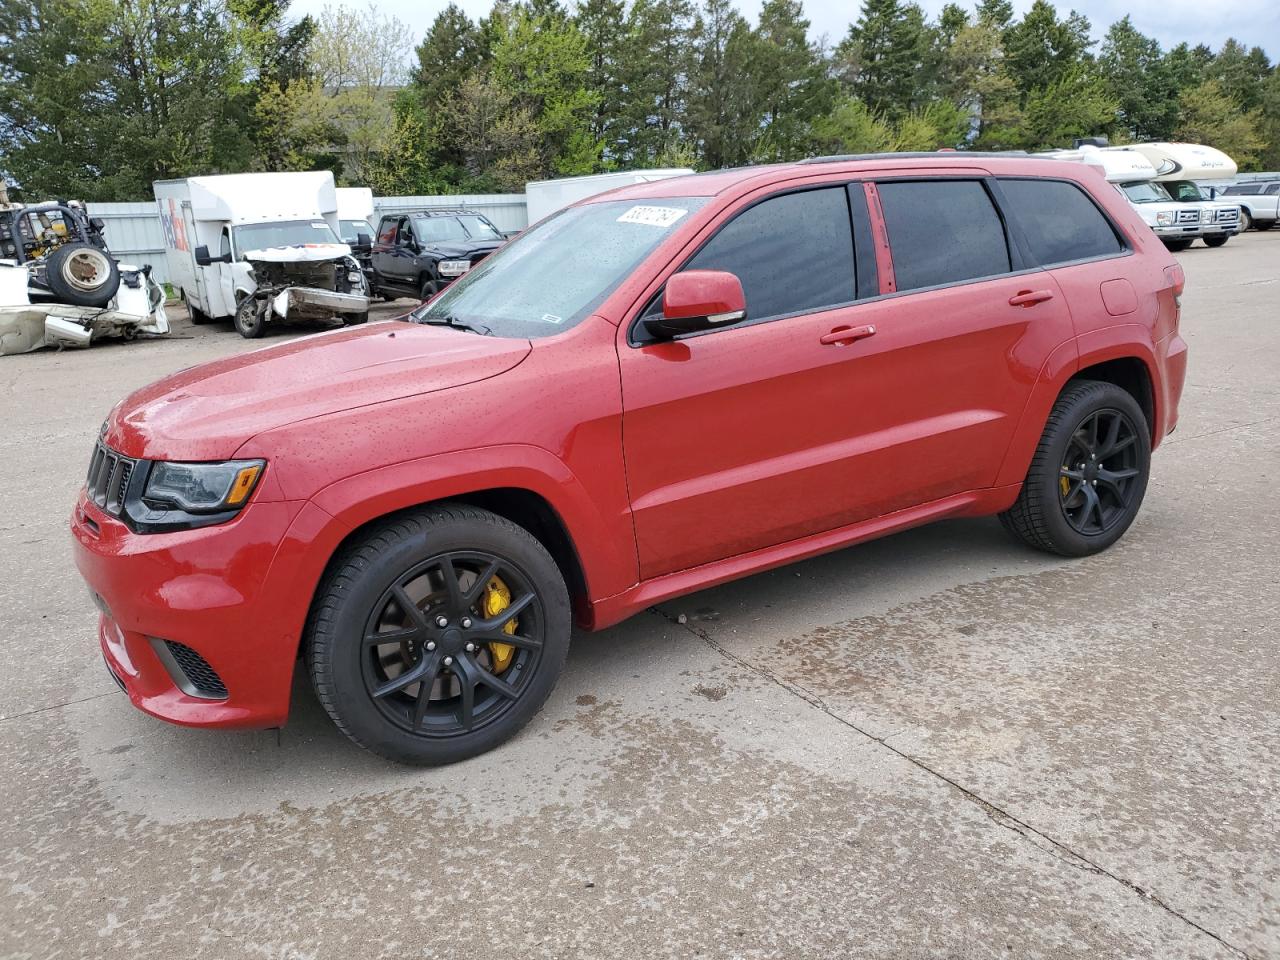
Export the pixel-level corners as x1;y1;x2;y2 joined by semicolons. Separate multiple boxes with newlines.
144;460;265;513
347;270;362;283
1156;212;1174;226
438;260;471;277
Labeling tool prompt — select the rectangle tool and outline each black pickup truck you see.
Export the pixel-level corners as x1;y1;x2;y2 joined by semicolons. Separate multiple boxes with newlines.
369;209;507;300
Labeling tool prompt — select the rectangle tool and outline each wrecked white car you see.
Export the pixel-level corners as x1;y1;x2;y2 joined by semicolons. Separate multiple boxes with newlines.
0;198;168;356
198;238;370;339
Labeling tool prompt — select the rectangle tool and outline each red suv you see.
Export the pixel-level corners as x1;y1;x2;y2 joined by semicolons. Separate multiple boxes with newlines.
73;155;1188;764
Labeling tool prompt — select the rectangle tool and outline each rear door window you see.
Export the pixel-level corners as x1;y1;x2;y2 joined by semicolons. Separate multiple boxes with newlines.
877;180;1010;292
683;186;856;323
997;178;1123;266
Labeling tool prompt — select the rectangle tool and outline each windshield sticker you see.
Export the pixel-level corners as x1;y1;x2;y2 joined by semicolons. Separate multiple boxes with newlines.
617;205;688;228
540;313;564;325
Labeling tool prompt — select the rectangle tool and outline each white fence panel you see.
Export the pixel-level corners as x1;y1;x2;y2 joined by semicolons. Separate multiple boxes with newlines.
86;201;170;285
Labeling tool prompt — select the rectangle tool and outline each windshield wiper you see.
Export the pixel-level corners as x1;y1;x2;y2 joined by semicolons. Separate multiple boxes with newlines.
413;313;491;336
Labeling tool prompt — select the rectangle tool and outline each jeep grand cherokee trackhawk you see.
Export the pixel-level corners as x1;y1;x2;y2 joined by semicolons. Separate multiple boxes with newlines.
73;154;1188;764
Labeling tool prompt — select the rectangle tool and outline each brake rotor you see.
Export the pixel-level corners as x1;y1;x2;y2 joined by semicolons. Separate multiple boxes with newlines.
483;575;518;673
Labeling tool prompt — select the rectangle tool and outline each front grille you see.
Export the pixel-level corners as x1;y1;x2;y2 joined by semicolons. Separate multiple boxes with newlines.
162;640;229;699
470;251;491;266
1217;207;1239;223
1176;209;1200;224
85;440;137;517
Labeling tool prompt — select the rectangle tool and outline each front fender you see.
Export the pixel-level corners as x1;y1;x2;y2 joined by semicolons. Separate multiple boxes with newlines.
307;443;637;603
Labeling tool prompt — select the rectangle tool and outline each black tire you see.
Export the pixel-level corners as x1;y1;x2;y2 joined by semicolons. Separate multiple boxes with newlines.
1256;220;1274;231
999;380;1151;557
233;294;266;338
1240;209;1253;231
420;277;439;302
45;242;119;307
343;311;369;326
1162;239;1192;252
307;504;572;765
182;291;211;325
1203;234;1229;248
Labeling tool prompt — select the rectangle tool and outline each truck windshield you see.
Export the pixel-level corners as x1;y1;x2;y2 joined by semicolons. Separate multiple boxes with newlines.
1164;181;1206;202
233;220;340;254
458;216;502;240
339;220;372;244
1120;181;1172;204
412;197;709;338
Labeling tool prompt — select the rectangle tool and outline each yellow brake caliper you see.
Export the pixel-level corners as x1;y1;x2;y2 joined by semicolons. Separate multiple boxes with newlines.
483;575;518;673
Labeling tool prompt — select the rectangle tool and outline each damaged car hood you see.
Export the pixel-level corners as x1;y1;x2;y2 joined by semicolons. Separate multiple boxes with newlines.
105;322;531;460
243;243;354;263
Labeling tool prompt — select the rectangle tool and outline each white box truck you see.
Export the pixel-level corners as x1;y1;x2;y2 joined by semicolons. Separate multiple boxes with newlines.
154;172;371;339
524;169;694;226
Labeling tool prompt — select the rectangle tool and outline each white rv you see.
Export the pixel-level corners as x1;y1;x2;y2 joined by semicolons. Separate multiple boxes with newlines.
154;172;370;339
524;169;694;225
1109;143;1241;246
1042;146;1232;250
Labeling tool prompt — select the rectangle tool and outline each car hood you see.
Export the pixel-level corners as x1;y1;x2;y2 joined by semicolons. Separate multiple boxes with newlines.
106;322;531;460
424;239;504;259
243;243;353;263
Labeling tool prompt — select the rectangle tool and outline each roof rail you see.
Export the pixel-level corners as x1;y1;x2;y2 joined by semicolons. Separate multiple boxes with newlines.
798;150;1032;164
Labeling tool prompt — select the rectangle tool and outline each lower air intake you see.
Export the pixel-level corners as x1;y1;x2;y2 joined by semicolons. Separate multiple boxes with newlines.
157;640;229;700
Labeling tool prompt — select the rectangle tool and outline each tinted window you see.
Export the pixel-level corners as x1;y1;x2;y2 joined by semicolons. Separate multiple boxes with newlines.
998;178;1123;265
684;187;855;322
878;180;1010;291
1225;184;1263;195
1268;184;1280;195
218;229;231;258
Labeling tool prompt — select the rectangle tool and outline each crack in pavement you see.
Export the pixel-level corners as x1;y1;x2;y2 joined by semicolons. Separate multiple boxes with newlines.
652;607;1259;960
0;691;115;724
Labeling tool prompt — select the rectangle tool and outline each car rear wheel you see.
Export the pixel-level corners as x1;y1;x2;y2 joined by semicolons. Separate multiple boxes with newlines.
307;505;572;765
420;278;439;301
999;380;1150;557
1203;234;1229;247
1162;239;1192;252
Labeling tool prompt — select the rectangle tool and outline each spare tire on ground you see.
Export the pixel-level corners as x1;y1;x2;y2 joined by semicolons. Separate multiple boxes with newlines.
45;243;120;307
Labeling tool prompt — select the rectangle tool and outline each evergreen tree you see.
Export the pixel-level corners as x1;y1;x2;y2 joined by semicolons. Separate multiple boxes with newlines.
618;0;698;165
1176;79;1266;169
575;0;629;164
751;0;834;160
1001;0;1093;100
686;0;757;168
1099;17;1177;141
840;0;932;120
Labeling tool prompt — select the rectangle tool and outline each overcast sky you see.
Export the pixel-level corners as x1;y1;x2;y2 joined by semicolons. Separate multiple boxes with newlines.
291;0;1279;62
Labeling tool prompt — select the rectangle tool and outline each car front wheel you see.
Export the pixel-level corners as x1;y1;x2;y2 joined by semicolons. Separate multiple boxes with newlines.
999;380;1151;557
1203;234;1229;247
307;505;572;764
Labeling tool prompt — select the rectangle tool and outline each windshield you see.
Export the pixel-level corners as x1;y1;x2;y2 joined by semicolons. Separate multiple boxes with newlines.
1120;181;1171;204
339;219;372;244
413;197;709;338
1164;180;1206;202
458;215;503;240
234;220;339;254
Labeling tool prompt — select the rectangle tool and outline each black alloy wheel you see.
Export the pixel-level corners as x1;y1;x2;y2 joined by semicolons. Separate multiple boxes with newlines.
362;551;544;738
1056;408;1141;537
308;505;571;764
1000;379;1151;557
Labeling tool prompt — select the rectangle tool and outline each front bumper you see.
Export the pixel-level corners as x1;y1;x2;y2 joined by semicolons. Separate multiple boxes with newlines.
271;286;369;319
71;491;308;728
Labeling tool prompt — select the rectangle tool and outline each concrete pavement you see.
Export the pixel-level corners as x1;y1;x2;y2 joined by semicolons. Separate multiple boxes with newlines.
1;236;1276;959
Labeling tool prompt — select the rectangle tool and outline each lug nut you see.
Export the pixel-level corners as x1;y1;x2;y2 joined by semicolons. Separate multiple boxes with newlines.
435;616;449;628
426;641;436;651
465;642;476;653
443;656;453;666
460;617;472;628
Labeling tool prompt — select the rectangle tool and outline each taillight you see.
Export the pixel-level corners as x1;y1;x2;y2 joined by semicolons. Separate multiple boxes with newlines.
1164;263;1185;298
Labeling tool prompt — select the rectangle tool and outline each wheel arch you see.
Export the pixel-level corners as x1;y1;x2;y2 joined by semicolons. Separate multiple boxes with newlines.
1068;356;1154;434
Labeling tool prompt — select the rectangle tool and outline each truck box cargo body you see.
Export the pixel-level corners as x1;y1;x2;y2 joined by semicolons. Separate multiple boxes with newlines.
154;172;370;338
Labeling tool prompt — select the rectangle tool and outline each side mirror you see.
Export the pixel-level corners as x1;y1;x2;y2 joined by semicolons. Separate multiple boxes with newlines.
194;244;214;266
355;232;371;254
644;270;747;340
89;217;106;231
400;233;417;252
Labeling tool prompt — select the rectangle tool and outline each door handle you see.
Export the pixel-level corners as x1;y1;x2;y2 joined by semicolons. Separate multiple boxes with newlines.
1009;289;1054;307
820;323;877;346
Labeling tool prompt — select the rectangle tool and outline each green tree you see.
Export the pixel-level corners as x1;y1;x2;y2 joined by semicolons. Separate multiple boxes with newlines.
839;0;933;120
1260;70;1280;170
750;0;835;160
412;5;486;113
618;0;698;165
1098;17;1177;141
491;5;600;175
575;0;628;164
1175;79;1266;170
943;20;1021;147
685;0;757;168
1016;68;1116;150
1001;0;1092;100
1207;39;1271;112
